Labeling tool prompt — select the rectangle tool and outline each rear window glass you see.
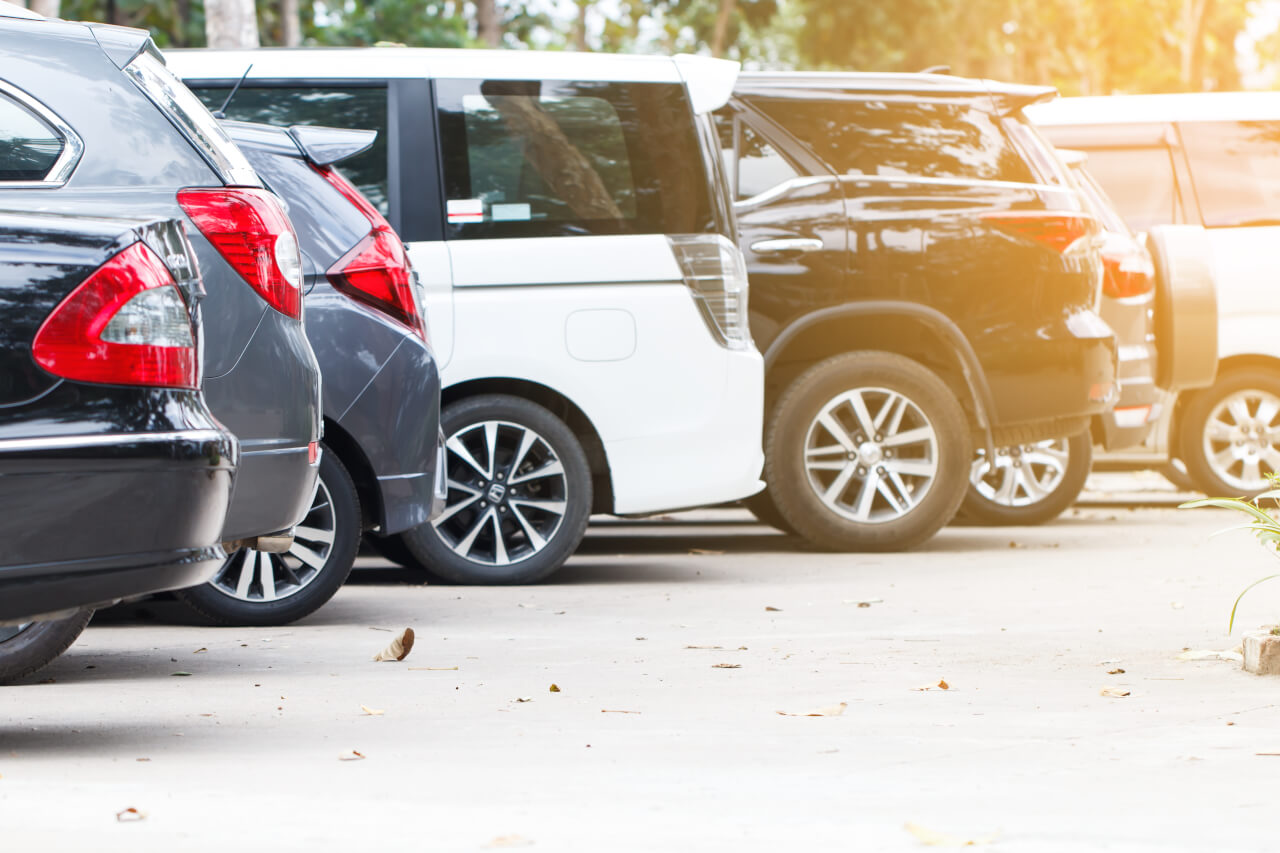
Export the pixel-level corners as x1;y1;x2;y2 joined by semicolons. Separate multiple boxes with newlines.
1071;165;1130;235
191;85;389;215
1081;147;1177;233
1180;120;1280;228
749;97;1033;183
0;93;62;181
437;79;713;239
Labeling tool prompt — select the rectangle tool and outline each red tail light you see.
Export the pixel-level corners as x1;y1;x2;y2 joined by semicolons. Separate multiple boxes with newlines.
33;242;197;389
313;164;426;341
982;211;1097;253
1100;247;1155;299
177;188;303;319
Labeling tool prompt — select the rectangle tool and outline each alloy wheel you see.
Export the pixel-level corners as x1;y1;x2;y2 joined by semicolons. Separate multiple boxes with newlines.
1201;390;1280;493
434;420;568;566
803;386;939;523
211;479;337;603
970;439;1071;507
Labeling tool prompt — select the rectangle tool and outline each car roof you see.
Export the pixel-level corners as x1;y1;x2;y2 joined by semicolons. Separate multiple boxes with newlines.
1029;91;1280;126
164;47;740;114
736;70;1056;112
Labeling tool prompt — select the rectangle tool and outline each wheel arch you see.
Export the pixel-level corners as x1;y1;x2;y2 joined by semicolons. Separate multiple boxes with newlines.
442;377;615;514
321;417;381;532
1171;353;1280;459
763;302;997;455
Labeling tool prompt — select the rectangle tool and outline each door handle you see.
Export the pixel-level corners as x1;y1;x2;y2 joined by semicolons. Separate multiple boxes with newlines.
750;237;824;254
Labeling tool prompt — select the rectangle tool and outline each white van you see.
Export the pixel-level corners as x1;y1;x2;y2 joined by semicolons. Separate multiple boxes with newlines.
170;48;764;584
1032;93;1275;496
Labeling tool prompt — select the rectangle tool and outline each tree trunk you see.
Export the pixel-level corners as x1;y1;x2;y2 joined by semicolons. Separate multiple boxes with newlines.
1181;0;1212;90
173;0;191;47
281;0;301;46
573;0;589;51
476;0;501;47
711;0;735;58
29;0;58;15
205;0;261;49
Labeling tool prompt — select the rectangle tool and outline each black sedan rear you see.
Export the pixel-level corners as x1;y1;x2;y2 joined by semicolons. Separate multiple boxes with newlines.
0;211;236;682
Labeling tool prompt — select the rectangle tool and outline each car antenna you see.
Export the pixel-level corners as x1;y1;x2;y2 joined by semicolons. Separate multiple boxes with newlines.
919;64;951;75
213;64;253;119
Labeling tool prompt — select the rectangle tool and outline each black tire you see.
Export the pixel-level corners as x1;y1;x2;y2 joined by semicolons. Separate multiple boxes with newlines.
742;488;797;535
960;431;1092;526
1159;460;1200;493
398;394;592;585
1178;368;1280;498
0;608;93;685
766;351;971;551
174;444;361;626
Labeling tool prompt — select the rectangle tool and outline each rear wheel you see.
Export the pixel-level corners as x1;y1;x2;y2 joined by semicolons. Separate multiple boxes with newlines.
1179;369;1280;497
0;608;93;685
174;444;361;626
397;394;592;585
960;432;1092;526
766;351;971;551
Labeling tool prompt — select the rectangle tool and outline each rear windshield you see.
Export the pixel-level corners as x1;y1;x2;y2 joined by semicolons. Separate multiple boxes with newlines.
748;96;1034;183
436;79;714;239
191;85;389;215
1071;165;1131;235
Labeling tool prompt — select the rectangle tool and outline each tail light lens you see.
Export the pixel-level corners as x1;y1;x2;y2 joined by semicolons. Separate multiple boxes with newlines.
1100;246;1155;299
177;188;303;319
981;211;1098;254
667;234;751;350
33;241;197;389
313;164;426;341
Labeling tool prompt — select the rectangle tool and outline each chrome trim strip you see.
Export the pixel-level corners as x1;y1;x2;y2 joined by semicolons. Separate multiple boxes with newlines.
837;174;1068;193
0;429;227;453
0;79;84;187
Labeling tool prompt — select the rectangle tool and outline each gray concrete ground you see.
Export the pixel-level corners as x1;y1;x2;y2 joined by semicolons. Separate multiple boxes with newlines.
3;484;1279;851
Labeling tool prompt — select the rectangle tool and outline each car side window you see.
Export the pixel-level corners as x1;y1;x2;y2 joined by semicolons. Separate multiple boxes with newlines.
0;91;64;182
435;78;713;239
736;123;800;200
1180;120;1280;228
1080;147;1178;233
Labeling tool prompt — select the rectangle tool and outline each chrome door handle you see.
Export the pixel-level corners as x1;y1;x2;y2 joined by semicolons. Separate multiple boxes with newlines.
750;237;824;254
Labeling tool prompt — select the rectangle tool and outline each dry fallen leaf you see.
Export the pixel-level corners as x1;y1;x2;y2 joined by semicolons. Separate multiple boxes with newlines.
765;606;782;612
938;679;950;690
338;749;366;761
842;598;884;607
115;808;146;822
777;702;847;717
1108;668;1126;675
1100;687;1130;698
913;680;951;692
904;822;997;847
192;648;207;654
360;705;384;716
514;697;532;703
712;663;741;669
373;627;415;662
549;684;561;693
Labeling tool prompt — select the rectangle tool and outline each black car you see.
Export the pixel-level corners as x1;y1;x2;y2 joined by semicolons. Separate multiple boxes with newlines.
0;211;237;682
166;120;445;626
718;71;1117;550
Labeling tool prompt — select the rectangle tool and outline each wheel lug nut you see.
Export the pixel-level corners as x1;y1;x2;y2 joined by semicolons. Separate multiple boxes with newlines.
857;466;867;476
874;434;883;442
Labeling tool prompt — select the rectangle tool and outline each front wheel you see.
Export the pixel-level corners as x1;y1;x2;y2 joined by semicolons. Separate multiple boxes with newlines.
0;608;93;685
765;351;972;552
174;444;361;626
396;394;592;585
1178;368;1280;497
960;432;1092;526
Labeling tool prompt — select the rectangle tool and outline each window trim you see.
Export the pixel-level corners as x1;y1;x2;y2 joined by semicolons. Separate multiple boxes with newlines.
0;79;83;188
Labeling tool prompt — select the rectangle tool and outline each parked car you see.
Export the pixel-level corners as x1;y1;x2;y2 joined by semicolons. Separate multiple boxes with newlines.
0;12;322;594
1031;94;1264;496
170;118;446;625
961;150;1216;525
716;71;1117;549
170;47;765;584
0;210;237;683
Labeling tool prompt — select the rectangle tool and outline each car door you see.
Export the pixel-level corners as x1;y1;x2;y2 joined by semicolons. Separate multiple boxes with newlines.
718;103;848;352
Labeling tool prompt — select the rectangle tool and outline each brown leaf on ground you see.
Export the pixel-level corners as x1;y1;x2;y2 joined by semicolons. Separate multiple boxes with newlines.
514;697;532;703
360;705;384;716
549;684;561;692
938;679;950;690
338;749;366;761
115;807;146;822
192;648;207;654
373;627;415;662
1100;687;1131;698
776;702;847;717
765;606;782;612
904;822;997;846
712;663;741;669
913;680;950;691
1108;668;1125;675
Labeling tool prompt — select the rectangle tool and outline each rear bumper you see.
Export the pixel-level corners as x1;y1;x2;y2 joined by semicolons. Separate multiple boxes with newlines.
219;442;319;541
0;428;236;623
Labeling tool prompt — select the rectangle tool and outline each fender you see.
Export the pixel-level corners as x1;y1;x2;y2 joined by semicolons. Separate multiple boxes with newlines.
763;300;997;456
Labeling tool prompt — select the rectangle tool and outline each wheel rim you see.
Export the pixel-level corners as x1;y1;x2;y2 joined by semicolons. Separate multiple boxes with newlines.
970;439;1071;507
210;478;337;603
1202;389;1280;492
803;386;939;523
0;623;31;643
433;419;568;566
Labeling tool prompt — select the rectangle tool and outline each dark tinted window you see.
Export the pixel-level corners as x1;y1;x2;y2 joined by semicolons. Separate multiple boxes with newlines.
750;97;1033;183
1180;120;1280;228
0;94;61;181
192;85;389;214
437;79;712;239
1081;147;1176;233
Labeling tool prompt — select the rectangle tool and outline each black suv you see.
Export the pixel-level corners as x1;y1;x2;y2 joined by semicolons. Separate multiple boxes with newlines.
718;72;1117;550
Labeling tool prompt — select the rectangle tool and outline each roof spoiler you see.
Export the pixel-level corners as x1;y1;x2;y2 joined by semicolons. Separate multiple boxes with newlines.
984;80;1058;114
0;1;43;19
287;125;378;167
87;23;155;69
673;54;741;115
